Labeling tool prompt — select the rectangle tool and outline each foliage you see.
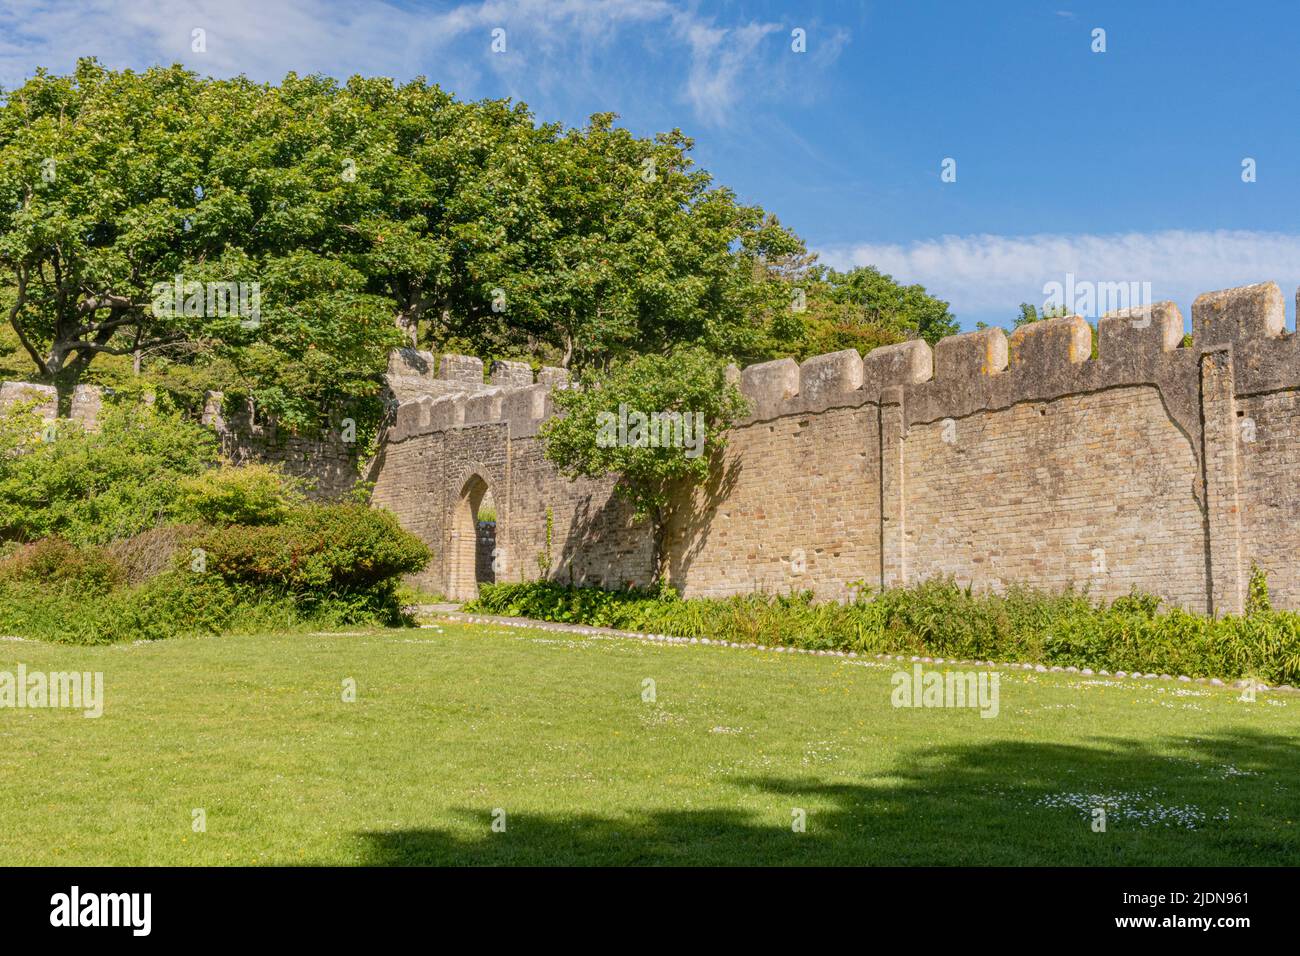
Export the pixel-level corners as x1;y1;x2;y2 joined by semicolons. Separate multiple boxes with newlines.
193;504;430;591
175;462;308;526
542;346;747;577
0;394;317;545
0;61;404;423
0;535;123;592
0;62;822;422
536;506;554;578
0;568;411;645
103;523;205;585
0;396;219;545
763;263;957;362
468;579;1300;686
1247;562;1272;616
0;504;429;643
814;265;958;345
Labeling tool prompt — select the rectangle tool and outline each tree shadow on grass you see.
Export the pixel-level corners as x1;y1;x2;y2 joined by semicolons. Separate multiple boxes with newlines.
352;730;1300;866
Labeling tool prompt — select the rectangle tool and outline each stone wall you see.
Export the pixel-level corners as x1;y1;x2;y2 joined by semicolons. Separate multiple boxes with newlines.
371;282;1300;614
0;382;103;427
200;392;361;501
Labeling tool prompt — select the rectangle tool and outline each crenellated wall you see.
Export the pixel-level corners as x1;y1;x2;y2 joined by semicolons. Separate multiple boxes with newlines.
0;382;104;428
365;282;1300;613
8;283;1297;613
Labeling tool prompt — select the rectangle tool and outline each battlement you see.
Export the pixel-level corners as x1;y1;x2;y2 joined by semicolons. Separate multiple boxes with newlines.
0;382;104;428
384;352;568;442
734;282;1300;438
384;283;1300;450
367;280;1300;616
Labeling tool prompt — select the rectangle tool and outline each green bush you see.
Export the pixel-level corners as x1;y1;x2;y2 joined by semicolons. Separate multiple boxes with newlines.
0;502;431;643
0;398;309;547
0;565;417;645
0;398;219;545
467;579;1300;686
0;537;124;593
193;504;430;591
174;462;308;526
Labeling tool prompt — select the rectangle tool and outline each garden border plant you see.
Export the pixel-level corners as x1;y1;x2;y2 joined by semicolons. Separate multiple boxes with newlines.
465;569;1300;687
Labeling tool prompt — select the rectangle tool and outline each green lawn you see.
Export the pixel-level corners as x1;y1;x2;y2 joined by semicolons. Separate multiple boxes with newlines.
1;620;1296;866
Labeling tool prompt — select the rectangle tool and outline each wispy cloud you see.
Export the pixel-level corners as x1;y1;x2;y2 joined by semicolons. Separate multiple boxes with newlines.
672;17;782;126
0;0;846;128
819;230;1300;325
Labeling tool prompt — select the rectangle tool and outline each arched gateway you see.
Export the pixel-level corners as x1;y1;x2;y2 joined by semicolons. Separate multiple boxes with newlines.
447;472;497;601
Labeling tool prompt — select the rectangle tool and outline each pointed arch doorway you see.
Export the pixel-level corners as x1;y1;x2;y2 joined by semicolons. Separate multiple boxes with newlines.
448;473;499;601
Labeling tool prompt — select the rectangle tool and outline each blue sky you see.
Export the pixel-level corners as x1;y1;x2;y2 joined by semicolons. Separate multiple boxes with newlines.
2;0;1298;330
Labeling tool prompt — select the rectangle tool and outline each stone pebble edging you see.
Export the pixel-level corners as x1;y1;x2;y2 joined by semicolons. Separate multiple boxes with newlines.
425;610;1297;694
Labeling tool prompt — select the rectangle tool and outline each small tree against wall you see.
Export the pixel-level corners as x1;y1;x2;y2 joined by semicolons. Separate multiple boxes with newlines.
541;346;747;584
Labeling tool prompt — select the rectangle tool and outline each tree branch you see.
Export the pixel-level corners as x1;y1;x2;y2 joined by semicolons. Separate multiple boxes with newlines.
6;270;50;377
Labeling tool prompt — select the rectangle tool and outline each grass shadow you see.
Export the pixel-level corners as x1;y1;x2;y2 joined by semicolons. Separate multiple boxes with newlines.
351;729;1300;866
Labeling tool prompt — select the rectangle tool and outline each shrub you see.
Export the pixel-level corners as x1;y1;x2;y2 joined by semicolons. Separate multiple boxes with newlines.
193;504;430;591
174;462;308;526
467;579;1300;686
0;537;124;593
1247;562;1272;616
0;398;219;545
0;503;430;643
0;565;417;645
104;524;206;586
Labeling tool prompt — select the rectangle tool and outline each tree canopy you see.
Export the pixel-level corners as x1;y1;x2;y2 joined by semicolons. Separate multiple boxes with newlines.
541;346;747;581
0;59;957;428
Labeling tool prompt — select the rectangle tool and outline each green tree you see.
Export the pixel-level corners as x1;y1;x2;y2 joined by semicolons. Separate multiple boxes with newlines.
465;115;805;371
817;265;958;345
1013;301;1070;328
541;347;748;581
0;63;806;423
0;395;220;545
0;62;404;424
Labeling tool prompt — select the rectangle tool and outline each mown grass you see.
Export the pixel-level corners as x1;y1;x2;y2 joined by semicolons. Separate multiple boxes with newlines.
0;621;1296;866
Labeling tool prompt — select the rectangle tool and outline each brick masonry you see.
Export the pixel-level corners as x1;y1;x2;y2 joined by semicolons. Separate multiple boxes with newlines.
371;283;1300;614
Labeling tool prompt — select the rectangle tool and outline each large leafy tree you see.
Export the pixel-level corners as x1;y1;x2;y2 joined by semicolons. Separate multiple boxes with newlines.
816;265;958;345
0;61;950;427
490;115;805;372
0;62;402;424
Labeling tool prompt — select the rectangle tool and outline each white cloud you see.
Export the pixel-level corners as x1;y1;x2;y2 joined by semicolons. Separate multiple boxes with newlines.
818;230;1300;324
0;0;835;127
673;17;782;126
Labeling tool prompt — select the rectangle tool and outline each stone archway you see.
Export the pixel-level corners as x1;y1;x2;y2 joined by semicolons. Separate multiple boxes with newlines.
448;472;498;601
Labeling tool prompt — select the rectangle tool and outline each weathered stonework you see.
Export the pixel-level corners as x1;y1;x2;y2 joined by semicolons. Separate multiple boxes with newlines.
0;381;58;421
371;282;1300;615
201;392;361;500
0;382;105;430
